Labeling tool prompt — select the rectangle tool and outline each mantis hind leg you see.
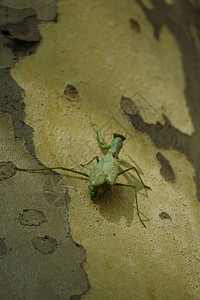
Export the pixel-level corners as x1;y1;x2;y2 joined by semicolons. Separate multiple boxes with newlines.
81;156;99;167
93;123;111;150
115;182;148;228
17;166;89;178
118;166;151;190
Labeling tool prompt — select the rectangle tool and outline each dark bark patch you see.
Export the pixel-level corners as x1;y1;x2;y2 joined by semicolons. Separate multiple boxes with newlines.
0;161;17;180
156;152;175;182
18;209;47;226
31;235;57;254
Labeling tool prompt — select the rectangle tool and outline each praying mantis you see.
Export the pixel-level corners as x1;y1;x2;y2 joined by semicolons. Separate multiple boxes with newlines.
17;123;151;227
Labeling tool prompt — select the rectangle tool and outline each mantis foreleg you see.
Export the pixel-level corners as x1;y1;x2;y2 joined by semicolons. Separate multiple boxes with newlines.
93;123;111;150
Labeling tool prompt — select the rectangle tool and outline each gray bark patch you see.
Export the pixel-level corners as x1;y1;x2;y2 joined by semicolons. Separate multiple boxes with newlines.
43;174;67;207
0;6;36;27
0;3;89;297
0;238;7;256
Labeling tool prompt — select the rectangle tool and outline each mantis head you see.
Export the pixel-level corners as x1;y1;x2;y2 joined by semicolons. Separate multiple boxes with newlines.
110;133;126;158
89;182;112;199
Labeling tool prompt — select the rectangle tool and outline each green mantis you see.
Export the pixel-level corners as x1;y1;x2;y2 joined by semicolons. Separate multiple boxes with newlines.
17;123;151;227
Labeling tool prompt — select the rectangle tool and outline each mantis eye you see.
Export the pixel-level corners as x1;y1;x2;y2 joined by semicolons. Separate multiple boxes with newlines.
113;133;126;141
90;189;98;200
